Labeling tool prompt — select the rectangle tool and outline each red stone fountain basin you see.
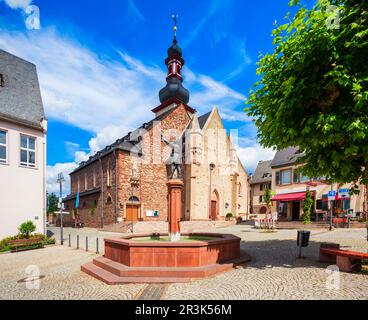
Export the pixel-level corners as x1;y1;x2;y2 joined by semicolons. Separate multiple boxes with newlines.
104;233;241;268
81;233;251;284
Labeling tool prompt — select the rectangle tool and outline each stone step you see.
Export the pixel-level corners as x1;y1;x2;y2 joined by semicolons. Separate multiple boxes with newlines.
81;262;189;284
81;251;251;284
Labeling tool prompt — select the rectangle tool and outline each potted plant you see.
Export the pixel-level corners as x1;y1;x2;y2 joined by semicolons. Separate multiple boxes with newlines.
226;213;233;221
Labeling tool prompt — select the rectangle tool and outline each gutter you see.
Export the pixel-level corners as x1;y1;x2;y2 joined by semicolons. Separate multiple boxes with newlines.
99;157;104;229
0;113;44;132
114;149;118;224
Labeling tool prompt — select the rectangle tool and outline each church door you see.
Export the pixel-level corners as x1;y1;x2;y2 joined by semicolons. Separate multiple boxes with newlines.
126;205;139;222
210;190;219;221
211;201;218;221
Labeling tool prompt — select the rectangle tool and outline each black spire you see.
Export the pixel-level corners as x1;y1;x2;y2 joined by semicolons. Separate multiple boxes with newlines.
158;16;190;105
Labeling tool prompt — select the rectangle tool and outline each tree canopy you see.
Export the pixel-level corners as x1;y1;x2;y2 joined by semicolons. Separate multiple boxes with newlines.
47;193;59;214
246;0;368;187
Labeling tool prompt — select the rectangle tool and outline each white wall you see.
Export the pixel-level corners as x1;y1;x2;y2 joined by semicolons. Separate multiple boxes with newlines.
0;119;46;239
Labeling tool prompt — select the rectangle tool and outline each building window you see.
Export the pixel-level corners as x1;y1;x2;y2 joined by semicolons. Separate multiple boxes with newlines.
300;174;309;183
260;182;271;191
316;200;323;210
0;74;4;87
259;195;264;203
107;162;112;187
93;169;96;188
294;169;310;184
84;173;88;191
277;170;291;185
20;134;36;168
238;183;242;196
0;130;7;164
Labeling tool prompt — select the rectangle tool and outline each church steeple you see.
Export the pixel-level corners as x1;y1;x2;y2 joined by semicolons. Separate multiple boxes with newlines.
159;15;190;105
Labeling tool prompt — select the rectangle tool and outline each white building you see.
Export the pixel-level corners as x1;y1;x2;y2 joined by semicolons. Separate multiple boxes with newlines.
0;50;47;239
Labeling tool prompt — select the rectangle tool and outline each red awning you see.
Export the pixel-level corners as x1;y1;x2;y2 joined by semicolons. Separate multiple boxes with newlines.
272;192;314;202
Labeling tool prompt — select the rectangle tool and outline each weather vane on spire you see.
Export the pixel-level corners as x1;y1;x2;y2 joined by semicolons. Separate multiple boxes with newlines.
172;14;179;38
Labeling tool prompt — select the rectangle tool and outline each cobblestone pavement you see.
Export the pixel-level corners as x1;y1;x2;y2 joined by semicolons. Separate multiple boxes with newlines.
164;226;368;300
1;225;367;300
0;246;145;300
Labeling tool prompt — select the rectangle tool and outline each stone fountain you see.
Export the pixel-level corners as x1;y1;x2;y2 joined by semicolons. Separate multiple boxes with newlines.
81;163;250;284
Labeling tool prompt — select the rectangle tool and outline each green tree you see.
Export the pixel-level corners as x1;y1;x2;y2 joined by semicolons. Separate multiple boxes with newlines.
264;188;272;230
18;221;36;239
246;0;368;188
47;193;58;214
302;190;314;224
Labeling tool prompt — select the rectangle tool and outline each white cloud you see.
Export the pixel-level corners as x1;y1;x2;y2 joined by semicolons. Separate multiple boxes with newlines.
127;0;144;21
4;0;31;10
46;162;78;195
0;27;249;194
237;143;276;174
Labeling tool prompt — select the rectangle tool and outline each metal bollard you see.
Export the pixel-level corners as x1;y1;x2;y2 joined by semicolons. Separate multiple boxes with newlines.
77;235;79;249
86;236;88;252
69;234;71;247
96;238;99;254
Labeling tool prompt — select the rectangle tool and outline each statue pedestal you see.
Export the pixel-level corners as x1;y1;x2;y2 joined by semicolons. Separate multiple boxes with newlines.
167;179;184;242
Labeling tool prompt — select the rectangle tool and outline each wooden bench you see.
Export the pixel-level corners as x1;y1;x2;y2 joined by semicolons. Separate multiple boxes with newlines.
6;238;44;253
320;247;368;273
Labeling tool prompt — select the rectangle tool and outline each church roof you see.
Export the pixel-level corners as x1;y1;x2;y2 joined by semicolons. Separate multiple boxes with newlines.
198;111;211;129
0;50;45;130
70;106;180;174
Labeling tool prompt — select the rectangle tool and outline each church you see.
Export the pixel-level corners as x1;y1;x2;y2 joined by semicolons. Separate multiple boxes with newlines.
64;31;250;228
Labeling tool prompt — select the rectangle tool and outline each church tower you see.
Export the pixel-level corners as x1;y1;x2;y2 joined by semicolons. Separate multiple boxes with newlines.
153;16;193;117
158;36;190;105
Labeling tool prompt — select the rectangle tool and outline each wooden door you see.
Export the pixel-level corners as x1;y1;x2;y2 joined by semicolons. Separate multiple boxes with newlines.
126;205;139;222
292;201;300;221
211;201;217;221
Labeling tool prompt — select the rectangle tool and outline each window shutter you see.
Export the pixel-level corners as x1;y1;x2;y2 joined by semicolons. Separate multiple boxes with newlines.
322;195;328;211
293;171;299;183
276;171;280;185
343;199;351;210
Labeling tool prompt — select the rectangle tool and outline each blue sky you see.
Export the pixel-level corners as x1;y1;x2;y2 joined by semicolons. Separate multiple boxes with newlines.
0;0;307;192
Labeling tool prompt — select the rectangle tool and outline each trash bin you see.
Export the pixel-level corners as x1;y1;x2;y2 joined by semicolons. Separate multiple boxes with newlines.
297;230;311;247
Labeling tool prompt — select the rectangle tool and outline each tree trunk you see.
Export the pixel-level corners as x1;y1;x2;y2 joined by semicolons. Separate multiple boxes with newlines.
365;184;368;243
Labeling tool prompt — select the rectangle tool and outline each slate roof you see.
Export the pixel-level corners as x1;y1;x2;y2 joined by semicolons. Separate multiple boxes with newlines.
251;160;273;184
198;111;211;129
271;147;303;168
71;105;186;174
71;108;212;174
0;50;45;130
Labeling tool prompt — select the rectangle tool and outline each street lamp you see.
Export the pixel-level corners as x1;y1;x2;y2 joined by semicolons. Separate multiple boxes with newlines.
57;173;65;245
209;163;216;220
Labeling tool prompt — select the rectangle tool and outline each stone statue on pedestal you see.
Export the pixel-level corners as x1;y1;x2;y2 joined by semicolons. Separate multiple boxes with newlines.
161;135;182;180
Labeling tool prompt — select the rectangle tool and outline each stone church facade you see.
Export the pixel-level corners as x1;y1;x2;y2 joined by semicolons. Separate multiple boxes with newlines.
64;34;250;228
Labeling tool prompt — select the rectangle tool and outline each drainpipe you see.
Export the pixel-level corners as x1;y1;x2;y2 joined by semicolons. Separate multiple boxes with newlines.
43;141;46;235
114;150;118;224
99;157;104;229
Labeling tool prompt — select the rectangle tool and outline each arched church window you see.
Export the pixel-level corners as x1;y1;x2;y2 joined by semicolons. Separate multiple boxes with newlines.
129;196;140;203
106;195;113;205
